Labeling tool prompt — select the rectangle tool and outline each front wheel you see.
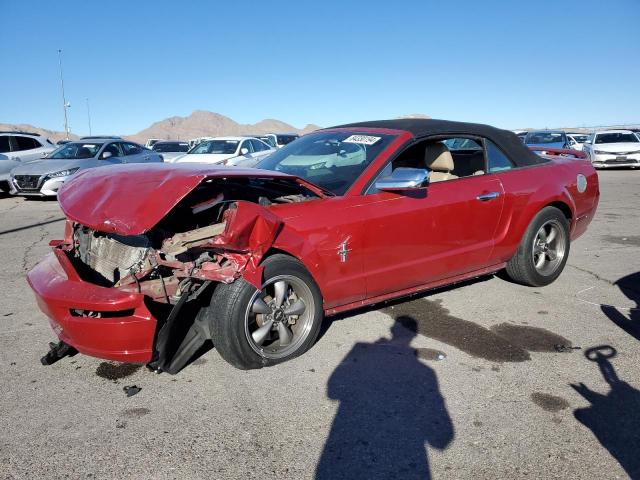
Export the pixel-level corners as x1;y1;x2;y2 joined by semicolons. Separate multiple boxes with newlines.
208;254;323;369
505;206;570;287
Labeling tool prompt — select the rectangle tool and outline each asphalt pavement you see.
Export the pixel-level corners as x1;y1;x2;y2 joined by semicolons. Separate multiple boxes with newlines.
0;170;638;479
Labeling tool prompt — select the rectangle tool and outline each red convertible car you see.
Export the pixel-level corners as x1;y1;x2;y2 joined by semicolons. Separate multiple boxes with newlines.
28;119;599;372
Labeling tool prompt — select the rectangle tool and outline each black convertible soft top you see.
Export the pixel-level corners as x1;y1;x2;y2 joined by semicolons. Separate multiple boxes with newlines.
328;118;548;167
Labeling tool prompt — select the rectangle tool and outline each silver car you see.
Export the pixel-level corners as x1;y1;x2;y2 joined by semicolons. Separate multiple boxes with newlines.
10;138;162;196
0;131;56;193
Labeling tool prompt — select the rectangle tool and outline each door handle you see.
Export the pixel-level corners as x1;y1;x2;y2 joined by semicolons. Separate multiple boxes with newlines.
477;191;500;201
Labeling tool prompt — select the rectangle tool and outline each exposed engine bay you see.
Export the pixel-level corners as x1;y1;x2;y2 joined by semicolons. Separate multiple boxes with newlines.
67;177;318;302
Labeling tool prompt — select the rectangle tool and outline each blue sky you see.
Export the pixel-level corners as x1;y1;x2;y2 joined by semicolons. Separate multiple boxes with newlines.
1;0;639;135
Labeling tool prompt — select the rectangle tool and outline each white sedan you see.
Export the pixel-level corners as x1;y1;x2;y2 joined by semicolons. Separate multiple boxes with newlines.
583;130;640;169
567;133;590;151
172;136;275;166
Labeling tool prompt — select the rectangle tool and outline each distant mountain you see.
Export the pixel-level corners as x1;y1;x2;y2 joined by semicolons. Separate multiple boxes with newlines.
126;110;321;143
0;111;321;144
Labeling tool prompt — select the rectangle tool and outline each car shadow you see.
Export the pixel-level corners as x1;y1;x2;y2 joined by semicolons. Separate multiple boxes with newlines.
317;274;493;343
570;346;640;479
315;317;454;480
601;272;640;341
23;196;58;202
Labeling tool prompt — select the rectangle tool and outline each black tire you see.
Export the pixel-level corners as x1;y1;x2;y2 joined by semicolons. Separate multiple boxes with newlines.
208;254;323;369
505;206;570;287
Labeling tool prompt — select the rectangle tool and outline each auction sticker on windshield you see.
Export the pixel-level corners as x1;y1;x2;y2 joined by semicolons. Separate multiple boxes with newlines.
343;135;381;145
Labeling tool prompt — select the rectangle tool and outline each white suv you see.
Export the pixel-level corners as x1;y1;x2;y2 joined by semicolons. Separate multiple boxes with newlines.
0;132;56;193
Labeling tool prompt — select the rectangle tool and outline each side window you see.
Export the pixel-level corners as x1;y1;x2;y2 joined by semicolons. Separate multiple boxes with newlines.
251;139;267;152
391;137;485;178
485;140;515;173
102;143;122;157
122;142;142;155
240;140;253;154
0;136;10;153
368;136;488;193
14;136;40;151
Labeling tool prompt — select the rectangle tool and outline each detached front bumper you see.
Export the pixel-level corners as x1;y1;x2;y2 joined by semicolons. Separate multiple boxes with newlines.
27;249;157;363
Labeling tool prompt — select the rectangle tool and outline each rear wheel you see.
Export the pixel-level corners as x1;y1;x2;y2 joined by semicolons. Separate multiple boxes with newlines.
505;206;570;287
208;254;323;369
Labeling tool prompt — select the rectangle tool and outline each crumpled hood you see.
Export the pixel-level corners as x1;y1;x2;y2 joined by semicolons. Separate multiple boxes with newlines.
57;162;303;236
11;158;96;176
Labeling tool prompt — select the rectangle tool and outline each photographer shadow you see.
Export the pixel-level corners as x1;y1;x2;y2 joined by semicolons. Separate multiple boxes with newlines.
601;272;640;341
315;317;454;480
571;346;640;479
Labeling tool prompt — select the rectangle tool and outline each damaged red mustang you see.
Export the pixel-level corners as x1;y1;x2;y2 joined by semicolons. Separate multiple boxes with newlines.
28;119;600;372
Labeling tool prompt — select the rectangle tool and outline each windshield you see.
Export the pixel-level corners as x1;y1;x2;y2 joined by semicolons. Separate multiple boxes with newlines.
595;133;639;144
153;142;189;152
256;131;396;195
189;140;239;154
48;142;102;159
525;132;565;145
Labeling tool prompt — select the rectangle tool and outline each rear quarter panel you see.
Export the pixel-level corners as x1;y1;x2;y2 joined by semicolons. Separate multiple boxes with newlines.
491;158;599;263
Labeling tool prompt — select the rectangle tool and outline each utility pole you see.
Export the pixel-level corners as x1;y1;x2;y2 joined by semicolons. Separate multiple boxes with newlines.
86;98;92;136
57;49;71;139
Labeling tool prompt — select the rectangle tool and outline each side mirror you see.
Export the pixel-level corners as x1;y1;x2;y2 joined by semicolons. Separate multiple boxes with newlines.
240;147;249;155
101;151;113;160
375;167;430;192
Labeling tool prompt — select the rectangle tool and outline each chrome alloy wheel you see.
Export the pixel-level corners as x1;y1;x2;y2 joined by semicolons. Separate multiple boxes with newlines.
244;275;315;359
532;219;566;276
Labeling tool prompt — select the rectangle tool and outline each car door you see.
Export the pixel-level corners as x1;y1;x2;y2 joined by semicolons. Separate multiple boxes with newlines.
358;139;505;298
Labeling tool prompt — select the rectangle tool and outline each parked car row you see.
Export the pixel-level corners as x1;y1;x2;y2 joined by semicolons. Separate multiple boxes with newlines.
2;123;637;199
516;128;640;168
0;130;289;196
170;136;275;167
3;135;162;196
186;133;299;150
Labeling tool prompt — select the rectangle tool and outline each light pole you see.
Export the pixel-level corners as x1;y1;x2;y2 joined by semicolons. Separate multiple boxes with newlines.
86;98;92;136
57;49;71;139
